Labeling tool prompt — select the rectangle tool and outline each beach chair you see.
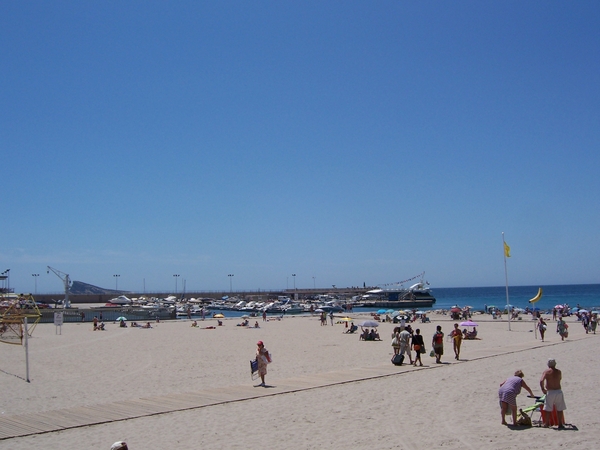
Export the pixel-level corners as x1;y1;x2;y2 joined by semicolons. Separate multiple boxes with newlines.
519;396;546;426
250;359;259;381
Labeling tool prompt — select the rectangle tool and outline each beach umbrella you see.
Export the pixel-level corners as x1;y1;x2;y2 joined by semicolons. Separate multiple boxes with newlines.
554;305;564;309
450;307;461;313
241;315;249;319
578;309;589;314
340;317;353;322
213;313;225;318
592;311;599;315
314;309;324;313
459;320;478;327
116;316;127;321
358;320;379;328
377;309;387;314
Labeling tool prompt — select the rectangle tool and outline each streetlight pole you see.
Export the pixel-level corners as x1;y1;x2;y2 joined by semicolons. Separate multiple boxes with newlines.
292;274;296;290
3;269;10;293
113;274;120;291
228;274;234;293
312;276;316;289
173;274;180;294
32;274;39;295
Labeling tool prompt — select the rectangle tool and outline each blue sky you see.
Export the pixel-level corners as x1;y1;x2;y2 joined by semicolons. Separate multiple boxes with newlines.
2;1;599;294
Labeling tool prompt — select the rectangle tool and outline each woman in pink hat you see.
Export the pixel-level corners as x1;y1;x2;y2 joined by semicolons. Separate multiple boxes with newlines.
255;340;270;386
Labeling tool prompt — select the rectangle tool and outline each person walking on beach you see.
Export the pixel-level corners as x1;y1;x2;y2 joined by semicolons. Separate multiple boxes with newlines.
581;312;589;334
538;317;547;341
556;317;568;340
329;311;334;326
540;359;567;428
391;327;401;355
432;325;444;364
498;370;535;426
590;313;597;334
255;340;270;387
411;328;424;366
450;323;462;360
399;326;413;364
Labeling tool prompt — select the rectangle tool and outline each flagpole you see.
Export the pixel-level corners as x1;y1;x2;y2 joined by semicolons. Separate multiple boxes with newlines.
502;232;511;331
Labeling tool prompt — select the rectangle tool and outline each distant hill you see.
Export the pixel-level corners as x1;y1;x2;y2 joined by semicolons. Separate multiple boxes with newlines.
70;281;128;295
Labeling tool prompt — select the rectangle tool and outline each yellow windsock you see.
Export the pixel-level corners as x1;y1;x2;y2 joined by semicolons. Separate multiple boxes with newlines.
529;287;543;304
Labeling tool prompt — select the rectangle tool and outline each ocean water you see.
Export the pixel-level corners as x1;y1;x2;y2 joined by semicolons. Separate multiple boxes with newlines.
428;284;600;312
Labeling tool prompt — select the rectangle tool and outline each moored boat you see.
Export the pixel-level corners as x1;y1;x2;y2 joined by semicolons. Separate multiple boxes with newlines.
360;274;436;308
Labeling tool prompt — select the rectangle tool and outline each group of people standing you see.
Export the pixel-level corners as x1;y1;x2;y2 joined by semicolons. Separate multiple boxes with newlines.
391;325;426;366
390;324;464;365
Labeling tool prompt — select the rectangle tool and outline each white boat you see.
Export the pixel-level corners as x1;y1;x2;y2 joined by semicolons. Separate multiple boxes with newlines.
109;295;133;305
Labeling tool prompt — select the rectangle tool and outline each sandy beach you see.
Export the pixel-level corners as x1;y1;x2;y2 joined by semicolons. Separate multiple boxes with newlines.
1;311;597;449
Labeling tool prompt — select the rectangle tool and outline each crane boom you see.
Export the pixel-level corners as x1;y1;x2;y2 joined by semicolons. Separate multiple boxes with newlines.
46;266;71;308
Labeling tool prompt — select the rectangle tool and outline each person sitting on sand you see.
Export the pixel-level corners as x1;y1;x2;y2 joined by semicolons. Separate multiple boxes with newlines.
217;320;223;326
467;327;477;339
119;319;127;328
97;322;105;331
141;322;152;329
369;329;381;341
360;327;370;340
191;321;198;327
237;319;249;327
346;323;358;334
254;321;260;328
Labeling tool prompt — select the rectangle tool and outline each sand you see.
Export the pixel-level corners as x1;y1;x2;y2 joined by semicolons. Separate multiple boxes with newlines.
0;312;597;449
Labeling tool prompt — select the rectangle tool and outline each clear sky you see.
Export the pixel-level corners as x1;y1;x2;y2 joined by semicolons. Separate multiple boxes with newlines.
2;1;599;294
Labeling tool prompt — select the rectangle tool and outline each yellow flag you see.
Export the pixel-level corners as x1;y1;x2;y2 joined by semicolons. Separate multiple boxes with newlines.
504;242;511;258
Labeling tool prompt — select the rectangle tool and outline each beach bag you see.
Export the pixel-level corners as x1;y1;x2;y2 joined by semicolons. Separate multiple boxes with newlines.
429;349;435;358
420;346;426;354
517;409;532;427
391;336;399;346
262;351;272;364
391;354;404;366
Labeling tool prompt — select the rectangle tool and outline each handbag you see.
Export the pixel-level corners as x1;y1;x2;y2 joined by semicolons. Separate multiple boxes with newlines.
430;349;435;357
420;346;426;354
